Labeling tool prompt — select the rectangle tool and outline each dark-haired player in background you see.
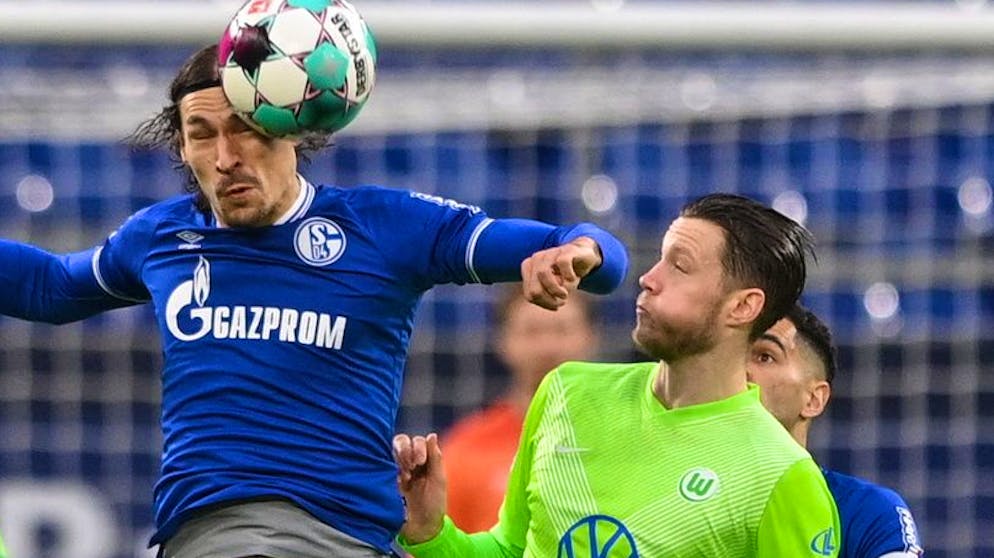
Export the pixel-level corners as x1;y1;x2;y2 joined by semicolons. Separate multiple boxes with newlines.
748;304;924;558
0;44;628;558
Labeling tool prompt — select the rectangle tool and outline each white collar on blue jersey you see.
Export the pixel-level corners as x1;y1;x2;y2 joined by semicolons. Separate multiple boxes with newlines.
212;174;315;228
273;175;315;225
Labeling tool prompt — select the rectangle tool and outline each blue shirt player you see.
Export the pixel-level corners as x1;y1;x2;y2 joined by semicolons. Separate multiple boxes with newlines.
823;469;924;558
748;304;924;558
0;45;628;558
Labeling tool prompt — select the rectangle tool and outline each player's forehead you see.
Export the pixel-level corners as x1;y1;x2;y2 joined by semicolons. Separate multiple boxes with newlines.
661;217;725;257
179;87;236;125
756;317;800;354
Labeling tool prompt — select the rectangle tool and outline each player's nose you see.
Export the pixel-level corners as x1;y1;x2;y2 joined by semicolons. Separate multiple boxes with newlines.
215;133;242;172
638;261;663;292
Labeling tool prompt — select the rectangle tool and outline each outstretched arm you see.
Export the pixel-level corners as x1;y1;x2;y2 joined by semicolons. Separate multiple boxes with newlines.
367;189;628;301
0;240;138;324
473;220;628;310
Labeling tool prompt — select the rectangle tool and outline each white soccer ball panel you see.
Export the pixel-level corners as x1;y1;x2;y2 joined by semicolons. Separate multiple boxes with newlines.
267;8;324;56
255;57;309;108
355;43;376;103
341;49;375;104
322;8;375;102
221;66;259;113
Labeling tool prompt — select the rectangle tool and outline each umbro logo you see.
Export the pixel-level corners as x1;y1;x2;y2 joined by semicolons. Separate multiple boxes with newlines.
177;231;204;250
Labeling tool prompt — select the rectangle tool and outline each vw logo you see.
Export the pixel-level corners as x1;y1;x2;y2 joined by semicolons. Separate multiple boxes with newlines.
558;515;638;558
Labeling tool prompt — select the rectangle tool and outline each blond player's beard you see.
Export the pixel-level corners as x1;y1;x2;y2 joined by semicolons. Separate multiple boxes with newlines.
633;300;722;363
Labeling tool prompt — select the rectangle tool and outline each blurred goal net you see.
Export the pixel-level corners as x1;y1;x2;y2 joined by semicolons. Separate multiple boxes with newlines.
0;3;991;557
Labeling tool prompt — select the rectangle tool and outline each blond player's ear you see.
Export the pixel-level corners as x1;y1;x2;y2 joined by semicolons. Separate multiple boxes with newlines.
725;287;765;329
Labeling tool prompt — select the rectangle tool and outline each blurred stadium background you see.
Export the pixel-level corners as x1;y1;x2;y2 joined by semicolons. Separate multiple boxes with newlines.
0;1;991;557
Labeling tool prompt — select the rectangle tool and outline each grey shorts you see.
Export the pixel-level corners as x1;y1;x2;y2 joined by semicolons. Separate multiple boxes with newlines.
159;499;392;558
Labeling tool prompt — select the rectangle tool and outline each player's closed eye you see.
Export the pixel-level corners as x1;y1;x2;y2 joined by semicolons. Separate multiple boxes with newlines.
229;120;255;135
187;128;215;141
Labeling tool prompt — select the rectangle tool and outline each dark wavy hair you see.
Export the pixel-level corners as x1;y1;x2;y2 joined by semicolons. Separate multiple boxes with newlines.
126;44;331;210
681;193;816;340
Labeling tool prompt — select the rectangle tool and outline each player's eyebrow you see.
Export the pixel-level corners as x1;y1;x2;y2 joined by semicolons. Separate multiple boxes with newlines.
756;332;787;355
184;115;212;129
666;243;696;262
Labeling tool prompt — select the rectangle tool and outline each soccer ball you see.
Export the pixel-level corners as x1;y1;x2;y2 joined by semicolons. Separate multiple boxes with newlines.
218;0;377;137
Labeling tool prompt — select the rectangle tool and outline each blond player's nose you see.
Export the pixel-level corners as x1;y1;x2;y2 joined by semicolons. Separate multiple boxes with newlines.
638;261;661;292
638;271;650;291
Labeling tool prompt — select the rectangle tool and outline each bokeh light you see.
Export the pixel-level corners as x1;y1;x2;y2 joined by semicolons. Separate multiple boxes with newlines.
580;174;619;215
16;174;55;213
863;281;901;321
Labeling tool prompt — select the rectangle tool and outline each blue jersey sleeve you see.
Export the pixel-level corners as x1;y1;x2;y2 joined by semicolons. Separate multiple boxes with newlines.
823;469;924;558
361;189;489;289
0;241;134;324
363;188;627;293
473;219;628;294
92;209;155;303
0;206;156;323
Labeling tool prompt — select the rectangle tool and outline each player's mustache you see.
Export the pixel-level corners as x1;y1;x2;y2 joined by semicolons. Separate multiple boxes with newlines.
218;174;260;192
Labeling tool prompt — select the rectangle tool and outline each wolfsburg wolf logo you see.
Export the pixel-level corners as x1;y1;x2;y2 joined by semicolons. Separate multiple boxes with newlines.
678;468;720;502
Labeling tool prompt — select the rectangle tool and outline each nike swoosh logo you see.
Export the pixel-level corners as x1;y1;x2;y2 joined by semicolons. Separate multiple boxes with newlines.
555;446;591;454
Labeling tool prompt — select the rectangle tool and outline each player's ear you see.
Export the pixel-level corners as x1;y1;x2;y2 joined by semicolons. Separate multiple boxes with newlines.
177;133;188;163
725;287;764;329
801;380;830;419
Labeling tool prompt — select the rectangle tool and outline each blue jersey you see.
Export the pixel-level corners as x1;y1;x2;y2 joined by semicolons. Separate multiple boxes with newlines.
824;468;924;558
0;179;627;553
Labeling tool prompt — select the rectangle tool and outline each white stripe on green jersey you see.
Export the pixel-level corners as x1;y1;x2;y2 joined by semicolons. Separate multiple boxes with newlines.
402;361;841;558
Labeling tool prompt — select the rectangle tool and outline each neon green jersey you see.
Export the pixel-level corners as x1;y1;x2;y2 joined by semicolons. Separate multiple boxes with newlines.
0;532;7;558
401;361;841;558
